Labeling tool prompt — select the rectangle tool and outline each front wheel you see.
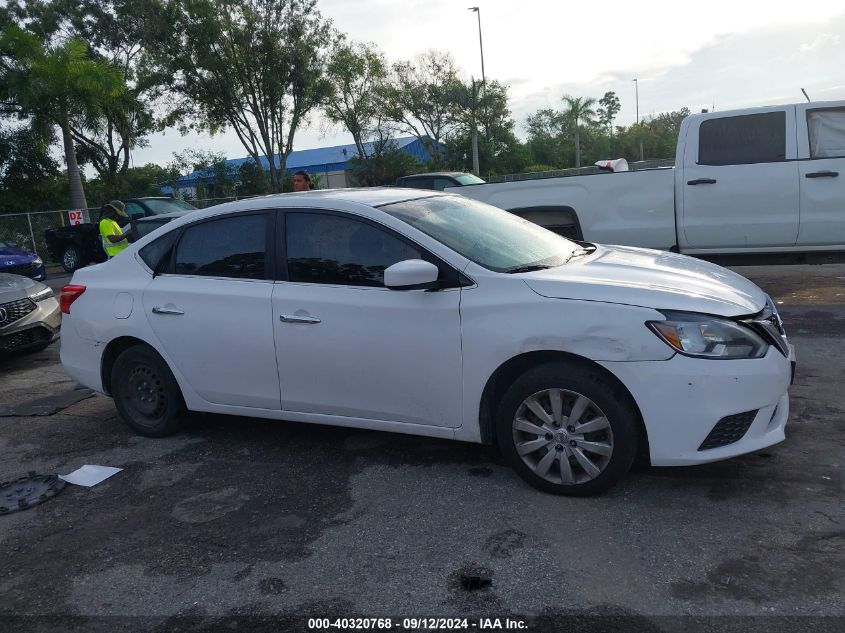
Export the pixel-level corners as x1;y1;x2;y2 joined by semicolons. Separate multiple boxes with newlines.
61;245;82;273
111;345;186;437
496;361;639;496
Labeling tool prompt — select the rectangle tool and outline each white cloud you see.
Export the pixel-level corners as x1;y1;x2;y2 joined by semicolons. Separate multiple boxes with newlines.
799;33;841;53
128;2;845;166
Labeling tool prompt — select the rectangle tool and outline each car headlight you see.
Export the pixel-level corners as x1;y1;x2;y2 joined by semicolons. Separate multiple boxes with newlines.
33;257;43;266
646;311;768;359
30;286;54;302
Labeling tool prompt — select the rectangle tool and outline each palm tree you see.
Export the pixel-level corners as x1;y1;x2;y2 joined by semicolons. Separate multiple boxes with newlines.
0;25;124;210
562;95;596;168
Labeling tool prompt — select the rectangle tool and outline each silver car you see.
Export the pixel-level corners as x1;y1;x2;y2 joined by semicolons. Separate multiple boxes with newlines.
0;273;60;355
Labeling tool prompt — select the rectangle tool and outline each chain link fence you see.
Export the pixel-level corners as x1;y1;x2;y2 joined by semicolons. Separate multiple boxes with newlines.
0;198;257;264
0;209;96;264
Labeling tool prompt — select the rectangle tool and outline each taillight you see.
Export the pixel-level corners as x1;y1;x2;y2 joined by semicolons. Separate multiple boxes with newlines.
60;285;86;314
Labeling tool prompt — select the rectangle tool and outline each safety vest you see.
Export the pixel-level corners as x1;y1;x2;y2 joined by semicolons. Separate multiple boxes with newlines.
99;218;128;257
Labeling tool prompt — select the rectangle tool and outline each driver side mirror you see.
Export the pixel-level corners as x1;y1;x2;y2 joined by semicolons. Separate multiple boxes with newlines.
384;259;440;290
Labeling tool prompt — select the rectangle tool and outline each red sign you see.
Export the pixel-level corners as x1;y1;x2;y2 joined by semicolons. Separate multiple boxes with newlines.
68;210;85;225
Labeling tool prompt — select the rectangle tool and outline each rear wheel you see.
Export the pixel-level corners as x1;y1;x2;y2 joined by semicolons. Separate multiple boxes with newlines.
496;361;638;496
111;345;186;437
61;245;82;273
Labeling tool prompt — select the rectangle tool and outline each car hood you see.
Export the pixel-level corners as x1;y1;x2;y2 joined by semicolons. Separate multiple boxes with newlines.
0;272;40;302
0;244;36;263
521;245;767;317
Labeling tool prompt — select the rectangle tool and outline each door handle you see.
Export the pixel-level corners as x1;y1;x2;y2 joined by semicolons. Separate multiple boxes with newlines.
152;306;185;315
280;314;321;324
805;171;839;178
687;178;717;185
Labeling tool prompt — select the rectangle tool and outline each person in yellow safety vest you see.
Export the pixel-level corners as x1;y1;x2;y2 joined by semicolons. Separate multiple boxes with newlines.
99;200;131;257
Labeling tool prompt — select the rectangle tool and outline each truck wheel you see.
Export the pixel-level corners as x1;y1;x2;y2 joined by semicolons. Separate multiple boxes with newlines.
111;345;186;437
61;245;82;273
496;361;638;496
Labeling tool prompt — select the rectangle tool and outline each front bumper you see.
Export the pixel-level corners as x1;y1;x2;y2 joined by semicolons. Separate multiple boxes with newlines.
600;346;792;466
0;296;60;353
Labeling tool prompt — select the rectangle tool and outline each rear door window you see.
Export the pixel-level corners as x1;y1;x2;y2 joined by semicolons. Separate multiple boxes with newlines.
698;112;786;165
807;107;845;159
174;213;269;279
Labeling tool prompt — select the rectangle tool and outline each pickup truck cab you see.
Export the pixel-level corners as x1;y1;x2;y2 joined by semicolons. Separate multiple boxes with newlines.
450;101;845;258
45;197;197;272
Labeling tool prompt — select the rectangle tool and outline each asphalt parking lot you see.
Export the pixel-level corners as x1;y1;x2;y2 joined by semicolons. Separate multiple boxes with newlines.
1;264;843;632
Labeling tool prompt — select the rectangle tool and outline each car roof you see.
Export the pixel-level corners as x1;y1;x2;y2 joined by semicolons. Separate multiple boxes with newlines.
135;210;194;221
221;188;447;210
399;172;470;179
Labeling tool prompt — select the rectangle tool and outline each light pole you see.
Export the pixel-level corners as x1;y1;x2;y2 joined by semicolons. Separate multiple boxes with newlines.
468;7;486;176
633;78;643;161
468;7;486;87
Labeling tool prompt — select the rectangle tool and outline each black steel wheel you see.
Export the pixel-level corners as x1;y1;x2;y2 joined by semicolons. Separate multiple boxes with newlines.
111;345;186;437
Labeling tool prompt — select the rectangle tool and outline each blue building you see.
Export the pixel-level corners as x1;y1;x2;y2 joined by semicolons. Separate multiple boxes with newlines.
168;136;434;196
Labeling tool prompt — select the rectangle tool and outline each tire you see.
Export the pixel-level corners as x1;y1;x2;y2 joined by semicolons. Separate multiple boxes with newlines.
496;361;638;496
61;245;82;273
111;345;186;437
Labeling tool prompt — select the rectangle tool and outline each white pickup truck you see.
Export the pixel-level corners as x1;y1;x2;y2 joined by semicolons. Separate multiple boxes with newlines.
448;100;845;258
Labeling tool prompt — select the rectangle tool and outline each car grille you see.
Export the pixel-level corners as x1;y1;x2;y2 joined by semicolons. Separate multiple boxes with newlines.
698;410;758;451
0;298;37;328
1;262;40;278
743;298;788;357
0;325;52;352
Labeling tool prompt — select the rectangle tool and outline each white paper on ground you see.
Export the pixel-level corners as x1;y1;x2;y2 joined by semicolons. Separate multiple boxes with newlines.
59;464;123;487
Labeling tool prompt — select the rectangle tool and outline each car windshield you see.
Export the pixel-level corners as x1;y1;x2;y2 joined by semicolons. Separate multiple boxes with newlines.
379;195;578;272
454;174;486;185
144;199;197;215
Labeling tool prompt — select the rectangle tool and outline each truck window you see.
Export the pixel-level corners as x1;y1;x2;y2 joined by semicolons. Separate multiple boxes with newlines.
807;107;845;159
124;202;145;220
698;112;786;165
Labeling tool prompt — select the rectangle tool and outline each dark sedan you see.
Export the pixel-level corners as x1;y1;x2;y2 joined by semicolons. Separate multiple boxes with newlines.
0;241;46;281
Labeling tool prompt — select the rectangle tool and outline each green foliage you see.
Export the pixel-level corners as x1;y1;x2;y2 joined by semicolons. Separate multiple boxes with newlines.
237;161;270;196
382;51;461;164
444;79;528;177
525;92;688;169
149;0;334;193
4;0;161;198
324;39;388;160
348;138;420;186
0;124;69;213
0;23;125;209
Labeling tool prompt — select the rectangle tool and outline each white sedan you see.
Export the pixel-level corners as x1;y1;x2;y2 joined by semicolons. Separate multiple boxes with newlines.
59;189;795;495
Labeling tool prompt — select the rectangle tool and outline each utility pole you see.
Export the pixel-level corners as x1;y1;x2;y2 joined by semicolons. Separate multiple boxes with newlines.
469;7;486;175
633;78;643;162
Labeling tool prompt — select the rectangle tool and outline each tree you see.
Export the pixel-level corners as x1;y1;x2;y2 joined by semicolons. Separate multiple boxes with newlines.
561;95;596;168
4;0;161;199
597;91;621;150
348;137;420;187
149;0;333;193
0;25;125;209
446;79;526;176
525;108;568;168
0;123;68;213
382;51;461;163
323;39;388;163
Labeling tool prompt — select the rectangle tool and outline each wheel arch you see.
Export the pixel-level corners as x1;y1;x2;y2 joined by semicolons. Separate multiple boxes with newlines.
101;336;171;397
478;350;650;464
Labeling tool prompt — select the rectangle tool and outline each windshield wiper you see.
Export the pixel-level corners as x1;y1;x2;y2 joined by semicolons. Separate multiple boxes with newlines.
505;264;553;274
563;248;590;263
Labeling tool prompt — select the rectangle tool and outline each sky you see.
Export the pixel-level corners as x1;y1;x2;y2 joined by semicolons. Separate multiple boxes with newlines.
129;0;845;168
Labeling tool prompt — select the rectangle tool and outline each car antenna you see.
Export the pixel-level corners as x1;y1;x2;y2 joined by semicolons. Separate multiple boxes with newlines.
801;88;811;103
